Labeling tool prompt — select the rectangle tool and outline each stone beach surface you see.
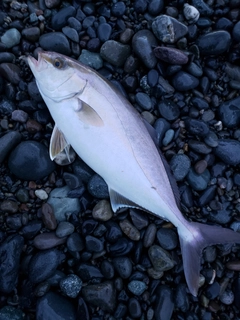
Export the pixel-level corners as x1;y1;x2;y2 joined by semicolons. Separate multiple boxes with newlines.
1;0;240;319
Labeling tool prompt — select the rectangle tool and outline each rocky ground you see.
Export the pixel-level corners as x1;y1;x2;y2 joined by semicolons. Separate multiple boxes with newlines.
1;0;240;319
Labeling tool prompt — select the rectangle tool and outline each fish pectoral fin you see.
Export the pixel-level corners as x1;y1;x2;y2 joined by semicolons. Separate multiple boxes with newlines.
109;188;145;213
77;99;104;127
50;125;70;160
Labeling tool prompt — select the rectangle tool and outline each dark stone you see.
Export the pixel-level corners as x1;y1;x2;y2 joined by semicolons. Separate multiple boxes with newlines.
218;96;240;129
196;31;231;55
0;131;21;164
51;6;76;30
39;32;71;55
214;139;240;165
172;71;199;91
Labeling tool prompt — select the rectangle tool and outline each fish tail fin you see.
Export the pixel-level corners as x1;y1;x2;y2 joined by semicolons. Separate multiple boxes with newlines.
179;221;240;296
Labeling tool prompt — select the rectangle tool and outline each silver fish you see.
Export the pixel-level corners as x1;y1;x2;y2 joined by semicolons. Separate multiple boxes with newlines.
28;51;240;296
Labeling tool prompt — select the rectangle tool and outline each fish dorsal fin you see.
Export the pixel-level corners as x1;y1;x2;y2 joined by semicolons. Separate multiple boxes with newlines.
143;118;181;209
77;99;104;127
109;188;145;213
50;125;70;161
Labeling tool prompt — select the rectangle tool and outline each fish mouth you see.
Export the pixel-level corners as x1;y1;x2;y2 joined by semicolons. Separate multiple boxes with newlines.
27;51;49;73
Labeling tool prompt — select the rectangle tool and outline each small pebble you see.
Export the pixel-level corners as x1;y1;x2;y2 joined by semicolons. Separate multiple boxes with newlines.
60;274;82;298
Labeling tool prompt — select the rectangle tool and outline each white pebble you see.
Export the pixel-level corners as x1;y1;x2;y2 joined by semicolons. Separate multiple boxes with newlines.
35;189;48;200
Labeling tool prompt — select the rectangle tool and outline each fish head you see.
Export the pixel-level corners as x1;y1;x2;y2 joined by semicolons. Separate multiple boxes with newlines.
27;51;87;102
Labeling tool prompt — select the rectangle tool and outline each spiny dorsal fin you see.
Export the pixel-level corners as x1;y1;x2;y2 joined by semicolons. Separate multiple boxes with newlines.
50;125;70;161
77;99;104;127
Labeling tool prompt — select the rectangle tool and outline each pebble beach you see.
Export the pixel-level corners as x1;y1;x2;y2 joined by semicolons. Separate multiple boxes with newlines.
1;0;240;319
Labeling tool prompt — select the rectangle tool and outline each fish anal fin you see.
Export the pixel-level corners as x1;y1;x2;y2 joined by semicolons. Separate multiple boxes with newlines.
50;125;70;160
109;188;144;213
180;221;240;296
77;99;104;127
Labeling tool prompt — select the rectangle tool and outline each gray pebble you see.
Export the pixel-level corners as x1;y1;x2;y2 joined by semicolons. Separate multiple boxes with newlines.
1;28;21;48
143;223;157;248
119;219;140;241
67;233;84;252
92;200;113;221
187;168;210;191
12;110;28;123
0;131;21;164
170;154;191;181
148;245;176;272
39;32;71;55
128;280;147;295
136;92;152;111
56;222;75;238
100;40;131;67
157;228;178;250
79;49;103;70
60;274;82;298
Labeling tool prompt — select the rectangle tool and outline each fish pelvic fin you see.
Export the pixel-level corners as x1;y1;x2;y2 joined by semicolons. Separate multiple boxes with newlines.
179;221;240;296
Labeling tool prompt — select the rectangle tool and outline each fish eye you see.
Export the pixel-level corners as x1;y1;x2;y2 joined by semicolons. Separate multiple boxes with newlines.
53;58;64;69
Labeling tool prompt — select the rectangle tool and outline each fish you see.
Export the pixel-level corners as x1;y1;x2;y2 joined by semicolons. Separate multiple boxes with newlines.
28;51;240;296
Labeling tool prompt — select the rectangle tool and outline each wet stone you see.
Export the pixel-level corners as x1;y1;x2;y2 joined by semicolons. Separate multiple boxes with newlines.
155;285;174;320
8;141;55;180
82;281;116;312
88;174;109;199
0;63;21;84
158;100;180;121
143;223;157;248
197;31;231;55
62;26;79;43
67;232;84;252
45;0;61;8
148;0;164;15
56;222;75;238
101;260;115;279
92;200;113;221
33;232;67;250
175;284;189;312
16;188;29;203
214;139;240;165
51;6;76;30
0;52;15;63
22;27;40;42
39;32;71;55
204;131;218;147
77;263;103;281
220;290;234;305
105;221;123;243
28;81;42;102
1;28;21;48
136;92;152;111
0;131;21;164
154;47;188;65
120;28;134;44
188;140;212;154
128;280;147;295
185;118;209;137
60;274;82;298
100;40;131;67
128;298;142;318
42;203;57;230
170;154;191;181
119;219;141;241
6;214;22;230
21;220;42;240
130;209;149;230
132;30;158;69
187;168;210;191
218;96;240;129
29;249;62;283
147;69;159;87
148;245;175;272
205;282;220;300
157;228;178;250
12;110;28;123
113;256;132;278
194;160;208;175
36;292;76;320
192;0;213;16
47;186;80;222
85;235;104;252
97;23;112;42
152;15;188;43
172;71;199;91
0;235;24;293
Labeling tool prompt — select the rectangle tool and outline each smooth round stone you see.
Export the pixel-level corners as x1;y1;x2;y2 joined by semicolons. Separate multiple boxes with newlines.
8;141;55;180
0;53;15;64
105;221;123;243
62;26;79;42
214;139;240;165
92;200;113;221
85;235;104;252
77;263;103;281
56;222;75;238
128;298;141;318
154;46;188;65
134;0;147;13
47;186;80;221
45;0;61;8
1;28;21;48
203;246;217;263
119;219;140;241
129;209;148;230
82;16;95;29
35;189;48;200
29;249;61;283
51;6;76;30
218;96;240;128
33;232;67;249
101;260;115;279
135;92;152;111
21;221;42;239
22;27;40;42
0;131;21;164
12;110;28;123
147;69;159;87
185;118;209;137
97;23;112;42
36;292;76;320
172;71;199;91
132;30;158;69
78;49;103;70
204;131;218;147
194;160;208;174
157;228;178;250
88;174;109;199
87;38;101;52
186;62;203;77
111;1;126;16
67;233;84;252
155;285;174;320
148;245;175;272
82;3;95;15
128;280;147;295
0;63;21;84
0;306;25;320
215;17;233;31
120;28;134;44
0;235;24;293
16;188;29;203
192;0;213;15
6;214;22;230
152;15;188;43
162;129;174;146
143;223;157;248
220;290;234;305
187;168;210;191
148;0;164;15
197;31;231;55
60;274;82;298
158;100;180;121
82;281;116;312
68;17;81;31
113;257;132;278
100;40;131;67
39;32;71;55
205;282;220;300
175;284;189;312
170;154;191;181
188;140;211;154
